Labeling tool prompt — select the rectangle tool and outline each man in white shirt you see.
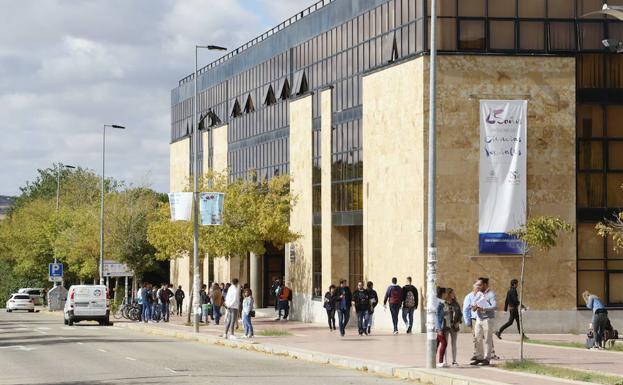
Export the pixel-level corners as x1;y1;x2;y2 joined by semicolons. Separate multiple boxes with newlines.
471;277;497;366
223;278;240;339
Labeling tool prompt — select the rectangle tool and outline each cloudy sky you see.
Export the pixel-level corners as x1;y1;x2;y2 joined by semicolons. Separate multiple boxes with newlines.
0;0;316;196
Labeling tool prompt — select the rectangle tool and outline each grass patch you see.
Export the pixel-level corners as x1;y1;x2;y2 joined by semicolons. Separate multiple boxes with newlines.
258;328;292;337
526;339;623;352
502;360;623;385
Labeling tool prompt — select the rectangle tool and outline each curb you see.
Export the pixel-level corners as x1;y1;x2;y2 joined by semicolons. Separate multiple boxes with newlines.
115;322;508;385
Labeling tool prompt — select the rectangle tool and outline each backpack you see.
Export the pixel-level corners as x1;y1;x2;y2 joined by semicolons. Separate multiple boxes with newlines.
405;290;416;308
389;286;401;304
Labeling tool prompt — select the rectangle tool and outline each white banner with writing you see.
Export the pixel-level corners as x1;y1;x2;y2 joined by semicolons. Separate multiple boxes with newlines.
479;100;527;254
168;192;193;221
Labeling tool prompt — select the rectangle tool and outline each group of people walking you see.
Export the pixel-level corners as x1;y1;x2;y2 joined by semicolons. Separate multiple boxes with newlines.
323;277;419;337
136;282;176;323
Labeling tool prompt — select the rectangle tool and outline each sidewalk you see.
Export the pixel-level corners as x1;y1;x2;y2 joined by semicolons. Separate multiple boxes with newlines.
115;311;623;385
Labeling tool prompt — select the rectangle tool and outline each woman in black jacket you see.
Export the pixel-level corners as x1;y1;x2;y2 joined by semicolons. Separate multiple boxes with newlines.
324;285;338;331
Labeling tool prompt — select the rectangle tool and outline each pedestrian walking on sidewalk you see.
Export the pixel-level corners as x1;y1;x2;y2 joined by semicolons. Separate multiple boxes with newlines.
496;279;524;340
383;277;403;334
352;282;370;336
401;276;419;334
276;282;292;321
324;285;338;331
471;277;497;366
463;281;480;360
445;288;462;366
583;290;610;349
223;278;240;339
336;279;352;337
174;285;185;316
137;284;145;322
210;283;223;325
366;281;378;335
270;278;281;312
200;284;210;324
435;287;449;367
242;288;254;338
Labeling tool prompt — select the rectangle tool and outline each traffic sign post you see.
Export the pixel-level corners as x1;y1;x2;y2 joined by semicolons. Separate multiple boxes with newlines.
49;263;63;284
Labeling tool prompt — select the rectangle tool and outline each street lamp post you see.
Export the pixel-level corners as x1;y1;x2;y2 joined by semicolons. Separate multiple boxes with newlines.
100;124;125;285
426;0;439;369
192;44;227;333
55;163;75;286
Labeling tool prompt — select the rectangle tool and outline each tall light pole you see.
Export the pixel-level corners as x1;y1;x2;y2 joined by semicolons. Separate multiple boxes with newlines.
100;124;125;285
426;0;439;369
55;163;75;286
192;44;227;333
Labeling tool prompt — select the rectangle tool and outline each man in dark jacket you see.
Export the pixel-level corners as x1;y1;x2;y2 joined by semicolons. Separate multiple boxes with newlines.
158;284;172;322
352;281;370;336
401;276;419;334
199;284;210;324
495;279;524;339
270;278;281;312
336;279;352;337
174;285;185;316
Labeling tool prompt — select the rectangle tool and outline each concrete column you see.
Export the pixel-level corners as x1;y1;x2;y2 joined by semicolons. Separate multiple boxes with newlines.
250;252;260;307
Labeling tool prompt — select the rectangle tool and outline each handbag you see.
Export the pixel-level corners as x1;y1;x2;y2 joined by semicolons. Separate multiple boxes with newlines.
249;310;256;318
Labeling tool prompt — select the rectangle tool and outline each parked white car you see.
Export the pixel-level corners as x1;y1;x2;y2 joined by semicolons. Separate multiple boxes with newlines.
6;293;35;312
64;285;110;326
18;288;44;305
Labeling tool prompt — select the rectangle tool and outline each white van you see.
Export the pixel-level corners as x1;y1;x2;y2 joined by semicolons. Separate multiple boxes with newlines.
64;285;110;326
18;288;44;305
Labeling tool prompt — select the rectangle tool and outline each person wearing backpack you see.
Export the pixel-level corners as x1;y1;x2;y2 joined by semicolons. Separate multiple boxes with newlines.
352;281;370;336
366;281;379;335
210;283;223;325
174;285;185;316
402;276;419;334
276;282;292;321
384;277;403;334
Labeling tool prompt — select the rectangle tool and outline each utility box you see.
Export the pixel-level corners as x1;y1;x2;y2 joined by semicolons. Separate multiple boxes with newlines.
47;285;67;312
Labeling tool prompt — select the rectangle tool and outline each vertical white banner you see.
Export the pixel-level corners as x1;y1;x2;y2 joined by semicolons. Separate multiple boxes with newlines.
479;100;527;254
168;192;193;221
200;192;225;226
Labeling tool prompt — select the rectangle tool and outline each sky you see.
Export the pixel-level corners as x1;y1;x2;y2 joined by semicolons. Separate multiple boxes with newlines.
0;0;316;196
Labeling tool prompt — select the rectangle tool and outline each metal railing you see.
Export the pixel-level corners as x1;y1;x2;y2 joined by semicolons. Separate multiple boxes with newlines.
178;0;336;85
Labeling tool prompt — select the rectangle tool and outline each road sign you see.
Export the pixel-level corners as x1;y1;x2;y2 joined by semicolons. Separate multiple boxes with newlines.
49;263;63;277
103;260;133;277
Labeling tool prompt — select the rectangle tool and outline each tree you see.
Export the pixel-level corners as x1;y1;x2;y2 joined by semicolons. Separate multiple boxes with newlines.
511;216;572;361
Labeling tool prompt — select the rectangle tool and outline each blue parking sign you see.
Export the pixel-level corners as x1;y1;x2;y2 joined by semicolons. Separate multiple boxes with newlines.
49;263;63;277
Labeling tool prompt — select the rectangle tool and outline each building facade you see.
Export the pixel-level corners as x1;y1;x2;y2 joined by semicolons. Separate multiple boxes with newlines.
170;0;623;332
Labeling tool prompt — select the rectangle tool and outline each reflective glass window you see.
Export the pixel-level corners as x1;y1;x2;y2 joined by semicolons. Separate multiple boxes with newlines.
490;21;515;50
519;22;545;51
459;20;485;50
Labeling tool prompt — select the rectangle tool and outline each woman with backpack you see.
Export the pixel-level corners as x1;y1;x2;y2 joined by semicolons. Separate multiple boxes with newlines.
324;284;338;331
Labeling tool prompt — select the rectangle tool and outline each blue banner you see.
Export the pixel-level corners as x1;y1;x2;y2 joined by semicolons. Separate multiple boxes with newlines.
200;192;224;226
479;233;524;254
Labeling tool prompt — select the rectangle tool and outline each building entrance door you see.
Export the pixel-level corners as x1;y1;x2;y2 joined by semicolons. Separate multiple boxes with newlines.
263;245;285;307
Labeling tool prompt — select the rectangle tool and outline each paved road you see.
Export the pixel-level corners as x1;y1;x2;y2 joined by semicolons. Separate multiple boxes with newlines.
0;310;411;385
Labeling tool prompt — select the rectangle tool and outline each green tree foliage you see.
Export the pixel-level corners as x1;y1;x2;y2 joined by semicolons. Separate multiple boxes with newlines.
596;212;623;251
511;216;573;252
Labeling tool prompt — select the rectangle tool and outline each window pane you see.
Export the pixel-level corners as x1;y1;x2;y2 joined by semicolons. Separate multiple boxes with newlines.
578;140;604;169
432;18;457;50
459;20;485;50
581;23;605;50
489;0;516;17
577;104;604;138
578;0;605;19
578;223;605;258
520;22;545;51
609;142;623;169
578;173;605;207
578;271;605;304
607;173;623;206
548;0;575;18
490;21;515;50
607;105;623;136
607;238;623;259
550;22;576;50
519;0;545;17
609;273;623;303
608;22;623;43
458;0;485;16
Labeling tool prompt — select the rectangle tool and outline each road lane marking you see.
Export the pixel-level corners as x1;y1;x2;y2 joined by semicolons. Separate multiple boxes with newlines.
34;329;47;335
125;357;136;361
0;345;35;351
165;367;177;374
97;348;107;353
76;342;84;345
36;327;51;330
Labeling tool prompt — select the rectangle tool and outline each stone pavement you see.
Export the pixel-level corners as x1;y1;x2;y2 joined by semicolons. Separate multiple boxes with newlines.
114;310;623;385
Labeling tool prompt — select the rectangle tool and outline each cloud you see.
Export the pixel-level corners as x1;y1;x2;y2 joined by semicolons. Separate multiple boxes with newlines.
0;0;317;196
